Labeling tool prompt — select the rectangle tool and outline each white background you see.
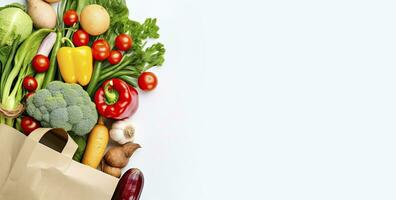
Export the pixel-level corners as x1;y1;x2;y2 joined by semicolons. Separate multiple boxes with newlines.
2;0;396;199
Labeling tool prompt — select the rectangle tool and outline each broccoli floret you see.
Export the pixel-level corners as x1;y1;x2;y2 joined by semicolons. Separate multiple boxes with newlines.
32;90;51;108
50;108;70;129
67;106;83;124
28;105;42;121
41;121;50;127
46;96;67;111
63;90;83;106
42;113;50;122
46;81;65;93
26;81;98;136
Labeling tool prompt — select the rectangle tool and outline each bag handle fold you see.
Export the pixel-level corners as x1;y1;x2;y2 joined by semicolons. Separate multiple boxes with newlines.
28;128;78;158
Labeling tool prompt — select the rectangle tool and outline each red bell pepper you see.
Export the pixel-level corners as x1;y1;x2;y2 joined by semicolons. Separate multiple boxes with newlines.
94;78;139;119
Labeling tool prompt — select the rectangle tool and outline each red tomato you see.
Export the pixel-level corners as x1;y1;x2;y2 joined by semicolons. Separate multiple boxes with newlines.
23;76;38;91
63;10;78;26
108;50;123;65
138;72;158;91
72;29;90;46
115;34;133;51
24;93;35;100
92;39;110;61
32;55;50;73
21;116;40;135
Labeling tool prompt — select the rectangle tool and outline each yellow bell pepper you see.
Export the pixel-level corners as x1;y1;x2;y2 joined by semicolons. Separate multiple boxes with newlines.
57;46;93;86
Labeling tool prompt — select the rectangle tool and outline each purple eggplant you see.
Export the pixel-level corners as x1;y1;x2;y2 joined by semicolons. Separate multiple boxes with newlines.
112;168;144;200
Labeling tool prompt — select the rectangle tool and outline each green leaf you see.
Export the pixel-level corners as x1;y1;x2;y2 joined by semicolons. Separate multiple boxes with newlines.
76;0;93;14
0;45;11;71
95;0;129;24
141;18;160;39
69;132;87;162
144;43;166;69
0;4;32;47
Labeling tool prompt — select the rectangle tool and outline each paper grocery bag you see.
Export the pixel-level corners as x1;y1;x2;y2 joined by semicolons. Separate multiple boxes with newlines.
0;125;119;200
0;125;26;188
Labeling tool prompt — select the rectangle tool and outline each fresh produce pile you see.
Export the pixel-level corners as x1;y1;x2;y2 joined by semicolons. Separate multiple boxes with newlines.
0;0;165;199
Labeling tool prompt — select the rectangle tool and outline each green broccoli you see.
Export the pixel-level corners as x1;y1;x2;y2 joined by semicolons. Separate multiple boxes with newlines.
26;81;98;136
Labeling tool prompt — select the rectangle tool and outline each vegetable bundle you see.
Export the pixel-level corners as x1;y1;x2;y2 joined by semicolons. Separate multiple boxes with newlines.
0;0;165;198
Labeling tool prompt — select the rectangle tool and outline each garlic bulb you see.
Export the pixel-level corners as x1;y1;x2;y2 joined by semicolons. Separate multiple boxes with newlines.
110;119;135;145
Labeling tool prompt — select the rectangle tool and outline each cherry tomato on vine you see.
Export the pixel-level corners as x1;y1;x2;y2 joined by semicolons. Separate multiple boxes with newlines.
138;72;158;91
72;29;90;46
108;50;123;65
63;10;78;26
32;55;50;73
21;116;40;135
92;39;110;61
23;76;38;92
115;34;133;51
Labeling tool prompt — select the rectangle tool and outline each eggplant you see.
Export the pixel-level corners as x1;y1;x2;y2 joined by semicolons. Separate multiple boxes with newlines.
112;168;144;200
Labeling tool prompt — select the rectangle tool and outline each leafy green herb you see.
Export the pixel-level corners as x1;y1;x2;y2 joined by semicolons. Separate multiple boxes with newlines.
85;0;166;96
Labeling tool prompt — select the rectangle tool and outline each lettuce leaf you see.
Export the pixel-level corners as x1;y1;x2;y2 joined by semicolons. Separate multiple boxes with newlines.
95;0;129;24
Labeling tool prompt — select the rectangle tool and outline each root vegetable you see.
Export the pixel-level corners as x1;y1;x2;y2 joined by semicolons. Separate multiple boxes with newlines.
104;143;141;168
101;160;122;178
102;143;140;177
80;4;110;36
27;0;57;29
82;118;109;169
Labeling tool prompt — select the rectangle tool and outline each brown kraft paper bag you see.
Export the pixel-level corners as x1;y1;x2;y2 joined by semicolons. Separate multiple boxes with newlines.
0;125;26;188
0;124;119;200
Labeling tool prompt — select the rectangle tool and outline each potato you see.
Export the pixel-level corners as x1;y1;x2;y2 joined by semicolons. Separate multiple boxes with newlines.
80;4;110;36
27;0;57;29
101;161;121;178
104;143;141;168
